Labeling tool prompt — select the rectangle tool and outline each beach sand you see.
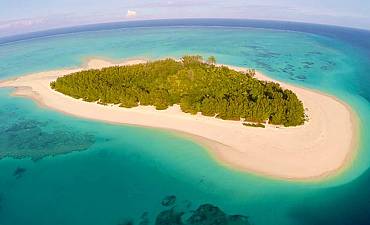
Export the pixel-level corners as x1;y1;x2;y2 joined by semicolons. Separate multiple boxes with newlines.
0;58;358;180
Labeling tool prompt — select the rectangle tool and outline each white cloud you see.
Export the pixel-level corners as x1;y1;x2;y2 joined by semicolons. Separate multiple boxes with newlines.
126;10;137;18
0;18;45;30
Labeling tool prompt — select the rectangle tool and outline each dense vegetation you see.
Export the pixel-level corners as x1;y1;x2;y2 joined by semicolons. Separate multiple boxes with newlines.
51;56;305;126
243;122;266;128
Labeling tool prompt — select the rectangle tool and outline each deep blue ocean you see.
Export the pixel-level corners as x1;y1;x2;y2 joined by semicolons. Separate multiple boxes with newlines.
0;19;369;225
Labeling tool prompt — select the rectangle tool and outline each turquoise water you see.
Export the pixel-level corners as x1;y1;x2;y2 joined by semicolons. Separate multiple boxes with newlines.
0;21;369;225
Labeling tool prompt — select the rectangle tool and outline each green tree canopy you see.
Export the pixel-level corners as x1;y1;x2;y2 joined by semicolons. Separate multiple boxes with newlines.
51;56;305;126
207;56;217;65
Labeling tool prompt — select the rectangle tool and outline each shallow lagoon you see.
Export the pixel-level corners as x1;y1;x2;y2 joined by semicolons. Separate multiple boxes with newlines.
0;20;369;225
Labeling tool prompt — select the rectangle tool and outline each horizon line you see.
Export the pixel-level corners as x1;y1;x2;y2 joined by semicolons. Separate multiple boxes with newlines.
1;18;369;46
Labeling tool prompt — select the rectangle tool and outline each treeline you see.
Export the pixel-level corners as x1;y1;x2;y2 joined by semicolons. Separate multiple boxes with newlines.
51;56;305;126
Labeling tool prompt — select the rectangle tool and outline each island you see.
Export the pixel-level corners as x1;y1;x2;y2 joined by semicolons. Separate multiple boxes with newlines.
0;56;357;180
51;56;305;127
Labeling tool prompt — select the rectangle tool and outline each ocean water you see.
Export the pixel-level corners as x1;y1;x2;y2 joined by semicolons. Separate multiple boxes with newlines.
0;19;369;225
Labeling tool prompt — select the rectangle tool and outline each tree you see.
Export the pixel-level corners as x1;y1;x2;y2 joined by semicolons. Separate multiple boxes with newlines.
207;56;217;65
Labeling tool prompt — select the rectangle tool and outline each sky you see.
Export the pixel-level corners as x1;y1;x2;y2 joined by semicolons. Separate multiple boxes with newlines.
0;0;369;37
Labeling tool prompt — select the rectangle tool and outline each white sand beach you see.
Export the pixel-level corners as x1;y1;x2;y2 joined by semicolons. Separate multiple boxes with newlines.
0;58;358;180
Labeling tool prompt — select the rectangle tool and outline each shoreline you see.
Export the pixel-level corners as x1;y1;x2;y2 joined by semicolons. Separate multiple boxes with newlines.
0;58;359;180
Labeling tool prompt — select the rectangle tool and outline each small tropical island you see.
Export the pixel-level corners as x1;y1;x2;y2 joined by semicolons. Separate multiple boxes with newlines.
51;56;305;127
0;56;356;179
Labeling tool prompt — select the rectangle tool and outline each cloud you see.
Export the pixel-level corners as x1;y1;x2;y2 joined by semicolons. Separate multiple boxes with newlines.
0;18;45;30
126;10;137;18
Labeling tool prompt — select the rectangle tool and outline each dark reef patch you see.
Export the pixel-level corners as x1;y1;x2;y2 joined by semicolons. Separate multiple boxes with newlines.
186;204;251;225
295;75;307;80
250;60;276;72
116;195;252;225
243;45;263;50
301;61;314;69
155;208;184;225
187;204;228;225
5;120;46;132
255;51;281;59
0;119;95;160
320;60;336;71
161;195;177;207
139;212;150;225
304;51;322;56
150;195;251;225
320;65;330;71
228;215;250;225
13;167;26;179
118;220;134;225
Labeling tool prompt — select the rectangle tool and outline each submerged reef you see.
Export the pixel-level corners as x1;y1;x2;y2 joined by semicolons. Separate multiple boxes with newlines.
161;195;177;207
186;204;250;225
13;167;26;179
139;212;150;225
155;208;184;225
118;196;251;225
0;118;95;160
157;194;252;225
155;203;251;225
118;221;134;225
